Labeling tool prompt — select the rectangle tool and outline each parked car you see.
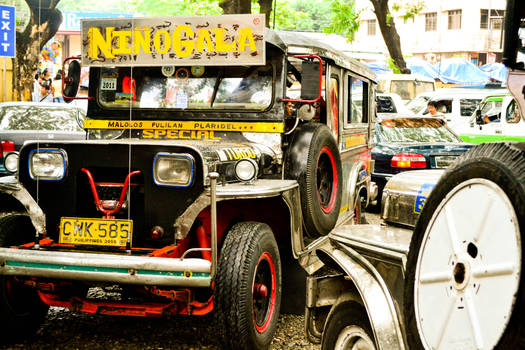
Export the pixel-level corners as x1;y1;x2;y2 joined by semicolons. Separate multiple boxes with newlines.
408;88;502;131
377;73;436;103
0;102;86;175
376;92;412;117
371;116;474;209
459;93;525;143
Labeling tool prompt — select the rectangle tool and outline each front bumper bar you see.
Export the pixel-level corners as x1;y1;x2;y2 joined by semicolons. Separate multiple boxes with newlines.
0;248;212;287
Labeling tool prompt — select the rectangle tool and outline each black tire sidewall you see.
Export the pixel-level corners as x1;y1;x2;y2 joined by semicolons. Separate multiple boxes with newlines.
0;214;49;343
404;144;525;350
302;125;342;237
215;222;282;350
321;301;375;350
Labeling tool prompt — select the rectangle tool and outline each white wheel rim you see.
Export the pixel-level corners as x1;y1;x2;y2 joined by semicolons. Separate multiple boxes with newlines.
334;325;376;350
415;179;521;350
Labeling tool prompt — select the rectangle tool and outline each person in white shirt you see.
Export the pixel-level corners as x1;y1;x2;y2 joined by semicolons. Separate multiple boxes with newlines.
38;84;53;102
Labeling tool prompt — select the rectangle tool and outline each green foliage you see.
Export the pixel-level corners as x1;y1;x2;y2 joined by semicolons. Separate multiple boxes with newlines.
251;0;306;29
387;58;402;74
288;0;332;31
390;0;425;21
324;0;360;42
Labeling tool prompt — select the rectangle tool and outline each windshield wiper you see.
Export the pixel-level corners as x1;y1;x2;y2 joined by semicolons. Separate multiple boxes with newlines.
210;69;224;108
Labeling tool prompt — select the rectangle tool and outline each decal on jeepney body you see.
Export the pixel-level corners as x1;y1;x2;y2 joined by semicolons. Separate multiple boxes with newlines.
414;183;436;214
142;129;222;140
81;14;265;67
216;147;257;161
84;120;284;133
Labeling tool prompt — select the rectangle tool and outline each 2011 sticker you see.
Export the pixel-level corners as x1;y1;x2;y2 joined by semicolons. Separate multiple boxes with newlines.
100;77;117;90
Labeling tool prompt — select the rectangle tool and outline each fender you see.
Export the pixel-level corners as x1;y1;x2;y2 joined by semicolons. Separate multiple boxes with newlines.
0;176;46;235
346;160;370;209
313;237;406;350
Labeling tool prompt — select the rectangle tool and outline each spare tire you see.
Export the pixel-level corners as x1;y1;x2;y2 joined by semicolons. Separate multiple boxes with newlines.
404;142;525;350
284;123;342;238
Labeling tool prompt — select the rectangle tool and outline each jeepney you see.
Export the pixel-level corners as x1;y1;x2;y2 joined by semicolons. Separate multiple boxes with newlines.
295;1;525;349
0;15;377;349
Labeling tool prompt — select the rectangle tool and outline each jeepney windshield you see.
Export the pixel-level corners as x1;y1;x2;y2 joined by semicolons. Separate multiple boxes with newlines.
98;65;273;111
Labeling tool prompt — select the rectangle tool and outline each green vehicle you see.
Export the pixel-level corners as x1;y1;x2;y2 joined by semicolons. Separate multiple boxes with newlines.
458;92;525;144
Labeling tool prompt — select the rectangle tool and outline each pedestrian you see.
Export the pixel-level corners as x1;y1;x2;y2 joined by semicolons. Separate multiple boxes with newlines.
33;71;42;102
38;84;53;102
52;70;64;103
40;68;55;96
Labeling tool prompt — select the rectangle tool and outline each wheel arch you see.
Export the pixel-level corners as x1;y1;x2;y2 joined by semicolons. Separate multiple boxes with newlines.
313;240;406;350
0;183;46;236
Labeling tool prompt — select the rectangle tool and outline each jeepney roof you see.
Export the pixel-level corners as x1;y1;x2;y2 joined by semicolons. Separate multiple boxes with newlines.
271;29;376;82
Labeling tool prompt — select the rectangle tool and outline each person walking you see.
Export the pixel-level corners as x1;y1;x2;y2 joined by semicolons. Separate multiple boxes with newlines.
52;70;64;103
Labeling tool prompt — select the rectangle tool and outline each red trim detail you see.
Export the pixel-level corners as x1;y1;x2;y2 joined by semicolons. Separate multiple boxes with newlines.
81;168;141;218
196;225;212;261
253;251;277;334
61;56;93;101
318;146;338;214
38;288;214;317
281;54;324;104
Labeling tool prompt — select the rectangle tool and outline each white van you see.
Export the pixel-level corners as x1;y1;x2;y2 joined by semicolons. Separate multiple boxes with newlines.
458;93;525;143
376;74;436;103
408;88;503;131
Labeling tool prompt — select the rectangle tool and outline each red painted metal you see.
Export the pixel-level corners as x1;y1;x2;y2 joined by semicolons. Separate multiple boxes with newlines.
280;54;324;104
81;168;141;218
196;225;212;261
253;251;277;334
61;56;93;101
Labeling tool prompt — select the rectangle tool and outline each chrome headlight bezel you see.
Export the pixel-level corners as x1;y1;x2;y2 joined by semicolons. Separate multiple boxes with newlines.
153;153;195;187
3;152;19;173
29;149;67;181
234;158;258;182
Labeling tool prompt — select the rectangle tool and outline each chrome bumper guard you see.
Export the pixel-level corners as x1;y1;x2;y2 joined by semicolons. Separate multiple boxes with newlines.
0;248;212;287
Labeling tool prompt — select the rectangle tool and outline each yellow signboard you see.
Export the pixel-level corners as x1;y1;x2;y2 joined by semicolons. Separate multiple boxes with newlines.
81;14;265;67
84;120;284;133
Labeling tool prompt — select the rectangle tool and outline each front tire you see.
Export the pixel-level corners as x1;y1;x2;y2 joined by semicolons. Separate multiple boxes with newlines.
321;301;376;350
215;222;282;350
404;143;525;350
0;214;49;344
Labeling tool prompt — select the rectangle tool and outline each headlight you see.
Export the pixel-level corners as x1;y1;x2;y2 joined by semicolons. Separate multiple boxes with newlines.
29;149;67;180
153;153;194;187
4;152;18;173
235;158;258;182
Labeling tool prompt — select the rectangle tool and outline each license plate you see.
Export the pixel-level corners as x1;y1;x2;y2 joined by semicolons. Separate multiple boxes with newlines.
59;217;133;247
434;156;457;168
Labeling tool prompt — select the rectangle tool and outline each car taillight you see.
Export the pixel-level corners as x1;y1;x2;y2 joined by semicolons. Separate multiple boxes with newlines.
1;141;15;158
391;152;427;168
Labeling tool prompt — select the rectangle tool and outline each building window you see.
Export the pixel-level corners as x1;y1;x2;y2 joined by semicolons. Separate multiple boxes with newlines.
448;9;461;30
367;19;376;36
425;13;437;31
480;9;488;29
491;10;505;30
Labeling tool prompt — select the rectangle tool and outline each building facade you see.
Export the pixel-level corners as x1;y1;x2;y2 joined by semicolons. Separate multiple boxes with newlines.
353;0;506;65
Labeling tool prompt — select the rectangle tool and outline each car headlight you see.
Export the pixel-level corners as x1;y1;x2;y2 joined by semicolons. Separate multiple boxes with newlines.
153;153;194;187
235;158;258;182
29;149;67;180
4;152;18;173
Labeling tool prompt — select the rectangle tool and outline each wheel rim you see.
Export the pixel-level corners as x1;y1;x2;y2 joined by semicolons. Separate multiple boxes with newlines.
252;251;277;333
334;325;376;350
414;179;521;349
317;146;338;214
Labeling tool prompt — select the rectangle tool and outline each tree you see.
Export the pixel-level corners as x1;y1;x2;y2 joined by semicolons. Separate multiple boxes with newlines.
15;0;62;101
219;0;273;27
327;0;423;74
369;0;410;73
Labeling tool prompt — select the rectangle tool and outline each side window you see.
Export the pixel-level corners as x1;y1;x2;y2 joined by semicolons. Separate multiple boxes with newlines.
423;99;452;115
460;99;481;116
506;100;521;124
348;76;369;124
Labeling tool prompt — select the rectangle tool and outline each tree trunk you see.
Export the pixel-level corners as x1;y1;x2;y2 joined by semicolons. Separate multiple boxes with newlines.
370;0;410;74
258;0;273;27
14;0;62;101
219;0;251;14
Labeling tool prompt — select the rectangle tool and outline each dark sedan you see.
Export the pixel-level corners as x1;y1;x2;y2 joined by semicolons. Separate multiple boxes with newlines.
372;117;474;209
0;102;86;175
